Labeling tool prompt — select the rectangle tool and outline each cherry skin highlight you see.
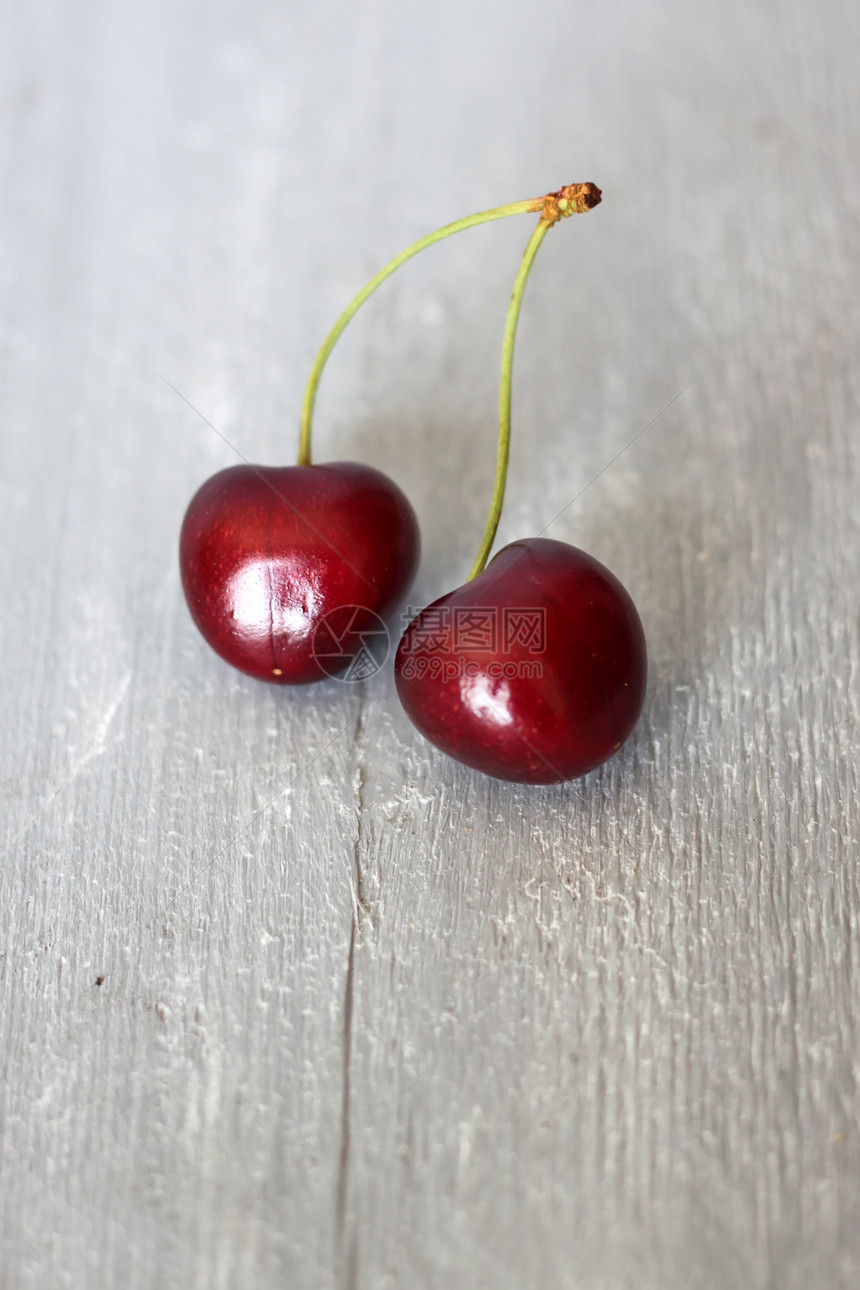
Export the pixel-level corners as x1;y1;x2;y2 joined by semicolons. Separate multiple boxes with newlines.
395;537;646;784
180;461;419;683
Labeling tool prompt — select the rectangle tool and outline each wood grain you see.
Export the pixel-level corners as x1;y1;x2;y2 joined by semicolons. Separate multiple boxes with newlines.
1;1;858;1286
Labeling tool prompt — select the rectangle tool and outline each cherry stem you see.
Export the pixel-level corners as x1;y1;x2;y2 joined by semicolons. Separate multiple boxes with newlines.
467;182;602;581
466;218;549;580
297;198;545;465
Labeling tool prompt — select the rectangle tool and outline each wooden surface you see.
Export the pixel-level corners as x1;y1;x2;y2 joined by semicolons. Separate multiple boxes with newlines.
2;1;859;1286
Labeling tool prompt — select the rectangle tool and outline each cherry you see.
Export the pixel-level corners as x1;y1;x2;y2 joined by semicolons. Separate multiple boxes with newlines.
180;461;418;683
178;182;608;699
395;538;646;783
392;182;647;782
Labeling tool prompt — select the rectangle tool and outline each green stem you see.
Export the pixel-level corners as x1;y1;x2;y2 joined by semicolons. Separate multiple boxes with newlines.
298;198;542;465
466;217;551;581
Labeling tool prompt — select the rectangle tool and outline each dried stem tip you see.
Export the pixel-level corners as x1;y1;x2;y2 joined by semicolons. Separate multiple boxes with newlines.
541;182;602;224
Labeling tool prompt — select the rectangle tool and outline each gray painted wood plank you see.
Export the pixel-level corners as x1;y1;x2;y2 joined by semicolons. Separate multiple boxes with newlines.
1;1;859;1286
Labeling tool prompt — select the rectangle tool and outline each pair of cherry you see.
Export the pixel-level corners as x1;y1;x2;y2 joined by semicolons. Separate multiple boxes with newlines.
179;184;646;785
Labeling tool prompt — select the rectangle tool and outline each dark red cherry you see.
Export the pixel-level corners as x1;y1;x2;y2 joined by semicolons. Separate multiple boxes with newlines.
395;537;646;783
180;461;419;683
